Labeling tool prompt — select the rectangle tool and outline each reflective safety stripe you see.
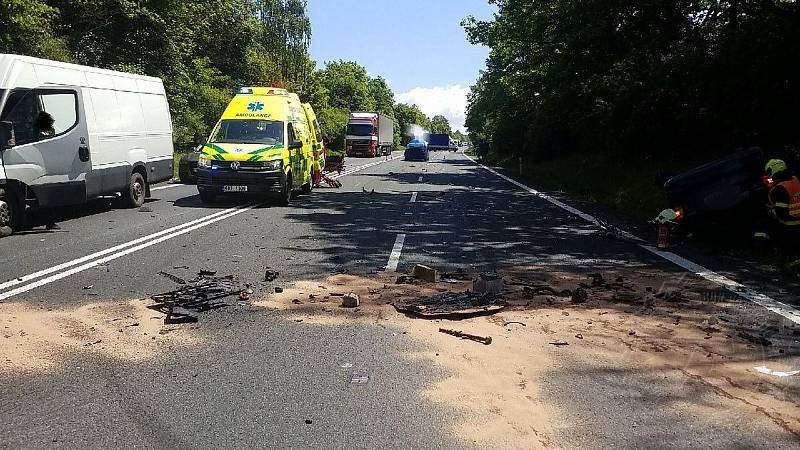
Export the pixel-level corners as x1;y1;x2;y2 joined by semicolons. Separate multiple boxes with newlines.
775;177;800;219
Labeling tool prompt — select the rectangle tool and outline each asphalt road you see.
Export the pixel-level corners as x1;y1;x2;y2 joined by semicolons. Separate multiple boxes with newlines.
1;150;798;449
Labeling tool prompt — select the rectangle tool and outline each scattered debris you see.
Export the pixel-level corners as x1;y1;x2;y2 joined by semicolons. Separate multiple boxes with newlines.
738;331;772;347
239;288;254;300
473;273;504;294
342;292;360;308
274;287;284;293
441;269;471;281
439;328;492;345
350;370;370;384
198;269;217;276
173;265;189;270
138;206;153;213
504;321;526;327
304;419;313;425
570;287;588;304
264;268;279;282
292;299;303;305
412;264;438;283
753;366;800;377
148;273;243;324
83;285;93;290
575;333;583;340
395;275;416;284
393;291;504;320
158;271;186;285
549;341;569;346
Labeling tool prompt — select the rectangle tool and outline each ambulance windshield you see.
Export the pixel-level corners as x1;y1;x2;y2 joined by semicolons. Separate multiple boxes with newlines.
212;119;284;145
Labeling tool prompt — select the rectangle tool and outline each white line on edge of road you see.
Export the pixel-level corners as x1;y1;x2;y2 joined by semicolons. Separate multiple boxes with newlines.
386;234;406;272
464;153;800;325
410;192;417;203
0;153;403;301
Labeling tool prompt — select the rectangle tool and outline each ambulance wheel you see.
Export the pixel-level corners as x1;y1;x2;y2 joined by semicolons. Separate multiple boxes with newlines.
199;191;216;203
301;173;313;194
123;172;147;208
278;176;292;206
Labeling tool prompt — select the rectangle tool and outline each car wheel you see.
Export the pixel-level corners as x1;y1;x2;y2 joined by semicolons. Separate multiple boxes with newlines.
199;190;216;203
123;172;147;208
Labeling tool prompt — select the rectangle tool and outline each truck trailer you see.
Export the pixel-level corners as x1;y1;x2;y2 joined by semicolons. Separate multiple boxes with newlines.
346;112;394;157
427;133;451;151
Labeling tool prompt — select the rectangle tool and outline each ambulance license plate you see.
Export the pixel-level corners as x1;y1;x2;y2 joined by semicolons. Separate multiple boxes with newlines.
223;185;248;192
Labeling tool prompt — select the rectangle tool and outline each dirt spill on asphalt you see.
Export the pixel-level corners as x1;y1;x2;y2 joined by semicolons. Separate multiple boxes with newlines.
257;270;800;448
0;299;199;373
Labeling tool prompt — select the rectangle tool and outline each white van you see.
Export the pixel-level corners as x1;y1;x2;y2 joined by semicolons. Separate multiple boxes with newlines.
0;54;174;232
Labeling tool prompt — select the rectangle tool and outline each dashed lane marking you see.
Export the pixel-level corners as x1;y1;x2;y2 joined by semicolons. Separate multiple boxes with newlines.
386;234;406;272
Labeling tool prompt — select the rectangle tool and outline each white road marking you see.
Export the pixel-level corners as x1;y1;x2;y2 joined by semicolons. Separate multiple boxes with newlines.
0;154;405;301
386;234;406;272
0;203;262;301
464;153;800;325
151;184;184;192
410;192;417;203
0;205;245;292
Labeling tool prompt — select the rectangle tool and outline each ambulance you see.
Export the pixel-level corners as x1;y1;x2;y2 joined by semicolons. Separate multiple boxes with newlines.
196;87;322;204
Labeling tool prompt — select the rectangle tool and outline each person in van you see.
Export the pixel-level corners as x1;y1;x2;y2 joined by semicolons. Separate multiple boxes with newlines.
35;111;55;136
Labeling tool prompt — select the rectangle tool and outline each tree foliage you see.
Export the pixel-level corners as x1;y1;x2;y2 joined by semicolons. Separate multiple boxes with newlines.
464;0;800;165
430;115;452;134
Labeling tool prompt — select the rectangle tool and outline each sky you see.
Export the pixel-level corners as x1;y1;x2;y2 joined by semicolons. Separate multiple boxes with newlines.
307;0;495;132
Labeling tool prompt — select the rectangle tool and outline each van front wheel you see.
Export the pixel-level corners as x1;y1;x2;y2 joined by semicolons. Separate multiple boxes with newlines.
278;176;292;206
123;172;147;208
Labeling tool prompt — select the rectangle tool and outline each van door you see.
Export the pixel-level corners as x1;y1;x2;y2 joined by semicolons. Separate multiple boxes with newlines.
287;123;303;187
0;87;91;206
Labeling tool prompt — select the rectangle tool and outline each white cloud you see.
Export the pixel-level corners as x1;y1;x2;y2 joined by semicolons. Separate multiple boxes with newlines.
396;85;469;133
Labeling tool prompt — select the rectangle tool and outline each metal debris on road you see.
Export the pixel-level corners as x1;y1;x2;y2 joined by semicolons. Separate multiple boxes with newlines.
158;271;186;285
148;273;244;324
264;268;279;282
393;291;505;320
473;273;504;294
549;341;570;346
503;321;526;327
350;370;370;384
753;366;800;377
439;328;492;345
440;269;472;282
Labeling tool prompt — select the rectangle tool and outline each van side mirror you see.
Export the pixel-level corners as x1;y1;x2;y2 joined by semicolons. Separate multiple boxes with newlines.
0;121;15;151
289;140;303;150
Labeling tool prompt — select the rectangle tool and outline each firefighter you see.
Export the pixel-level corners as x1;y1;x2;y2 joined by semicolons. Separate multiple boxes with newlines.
761;159;800;271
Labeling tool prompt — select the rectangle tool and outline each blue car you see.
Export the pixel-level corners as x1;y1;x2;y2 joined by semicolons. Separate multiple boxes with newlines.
404;139;430;161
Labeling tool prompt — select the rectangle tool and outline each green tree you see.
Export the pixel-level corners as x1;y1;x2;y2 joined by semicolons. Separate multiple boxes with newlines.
0;0;70;60
430;115;452;135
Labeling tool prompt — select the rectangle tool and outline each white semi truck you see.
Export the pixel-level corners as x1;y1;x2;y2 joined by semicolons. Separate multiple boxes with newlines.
0;54;174;235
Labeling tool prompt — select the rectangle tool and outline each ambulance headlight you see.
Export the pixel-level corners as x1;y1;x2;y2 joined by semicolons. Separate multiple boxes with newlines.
197;154;212;168
262;160;282;171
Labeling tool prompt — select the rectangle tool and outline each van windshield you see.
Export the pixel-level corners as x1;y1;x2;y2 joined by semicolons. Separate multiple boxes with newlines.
347;123;375;136
211;119;284;145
